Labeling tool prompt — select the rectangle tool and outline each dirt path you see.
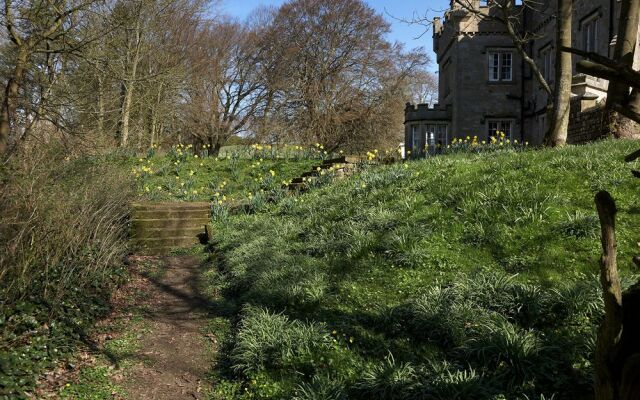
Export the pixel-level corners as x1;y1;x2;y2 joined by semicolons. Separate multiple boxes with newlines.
124;256;214;399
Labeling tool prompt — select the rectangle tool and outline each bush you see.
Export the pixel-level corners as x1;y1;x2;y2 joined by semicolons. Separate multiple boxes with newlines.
0;144;134;396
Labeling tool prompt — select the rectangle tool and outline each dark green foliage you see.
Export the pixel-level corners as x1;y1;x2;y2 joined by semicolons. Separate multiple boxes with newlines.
208;140;640;399
231;306;332;374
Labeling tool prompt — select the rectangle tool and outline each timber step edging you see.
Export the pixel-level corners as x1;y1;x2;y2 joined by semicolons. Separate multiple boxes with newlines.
131;201;211;211
131;209;210;219
132;236;205;246
130;201;212;255
131;218;210;230
130;226;206;239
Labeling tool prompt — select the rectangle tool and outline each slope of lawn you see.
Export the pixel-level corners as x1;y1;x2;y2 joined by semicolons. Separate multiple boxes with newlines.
131;145;321;203
205;139;640;400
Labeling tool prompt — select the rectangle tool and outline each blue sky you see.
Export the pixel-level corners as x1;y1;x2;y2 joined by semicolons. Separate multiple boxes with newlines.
218;0;451;72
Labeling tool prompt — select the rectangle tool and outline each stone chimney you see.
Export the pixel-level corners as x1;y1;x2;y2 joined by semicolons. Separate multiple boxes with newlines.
433;17;442;52
433;17;442;34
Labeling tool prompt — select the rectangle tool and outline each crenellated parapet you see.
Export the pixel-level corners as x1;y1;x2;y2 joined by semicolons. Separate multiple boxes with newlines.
404;103;452;123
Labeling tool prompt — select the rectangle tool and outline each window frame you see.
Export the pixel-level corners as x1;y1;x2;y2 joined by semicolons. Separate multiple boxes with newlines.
539;44;553;83
486;119;514;141
582;14;599;54
487;50;514;82
425;123;449;152
411;125;420;155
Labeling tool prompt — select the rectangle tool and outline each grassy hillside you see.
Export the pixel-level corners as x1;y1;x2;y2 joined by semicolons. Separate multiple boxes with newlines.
131;144;320;203
206;139;640;399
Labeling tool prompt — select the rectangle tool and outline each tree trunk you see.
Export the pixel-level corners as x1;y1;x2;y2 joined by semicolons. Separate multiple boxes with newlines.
118;19;142;148
0;46;28;156
594;191;640;400
149;82;164;148
119;81;135;147
607;0;640;107
212;141;222;157
97;74;105;136
607;0;640;138
594;191;623;400
545;0;573;147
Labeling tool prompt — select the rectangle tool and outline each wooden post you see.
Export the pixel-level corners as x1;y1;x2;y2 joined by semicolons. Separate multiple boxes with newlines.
594;191;623;400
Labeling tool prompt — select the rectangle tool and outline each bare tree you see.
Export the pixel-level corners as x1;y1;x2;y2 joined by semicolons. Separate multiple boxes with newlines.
261;0;427;151
105;0;205;148
182;19;270;156
0;0;98;156
407;69;438;106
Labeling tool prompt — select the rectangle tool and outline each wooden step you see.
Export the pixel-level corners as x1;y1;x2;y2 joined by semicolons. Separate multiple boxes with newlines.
131;202;210;211
322;155;364;164
301;171;320;178
129;201;212;255
132;236;204;248
130;226;205;239
131;209;210;219
322;156;346;164
131;217;210;230
345;155;366;163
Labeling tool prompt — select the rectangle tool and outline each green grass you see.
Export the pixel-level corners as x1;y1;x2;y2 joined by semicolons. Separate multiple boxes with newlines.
131;145;319;204
205;139;640;399
58;366;124;399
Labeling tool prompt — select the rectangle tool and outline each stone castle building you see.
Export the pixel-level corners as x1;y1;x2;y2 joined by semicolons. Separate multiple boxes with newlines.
405;0;640;157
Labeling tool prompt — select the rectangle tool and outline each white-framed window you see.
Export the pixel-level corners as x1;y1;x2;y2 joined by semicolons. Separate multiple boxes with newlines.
487;120;513;141
425;123;449;152
488;51;513;82
582;16;599;53
540;45;553;82
411;125;420;154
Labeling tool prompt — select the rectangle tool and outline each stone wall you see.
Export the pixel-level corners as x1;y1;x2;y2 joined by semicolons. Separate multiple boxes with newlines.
567;99;611;144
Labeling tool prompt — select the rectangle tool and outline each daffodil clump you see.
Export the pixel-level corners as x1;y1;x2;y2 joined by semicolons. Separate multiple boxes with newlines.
415;132;530;158
431;131;530;154
219;142;337;161
130;144;315;207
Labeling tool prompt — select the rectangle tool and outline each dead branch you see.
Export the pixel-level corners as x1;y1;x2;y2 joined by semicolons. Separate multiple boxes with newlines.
594;190;624;400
